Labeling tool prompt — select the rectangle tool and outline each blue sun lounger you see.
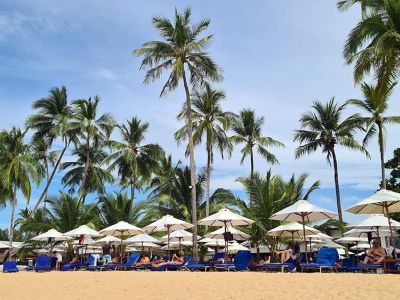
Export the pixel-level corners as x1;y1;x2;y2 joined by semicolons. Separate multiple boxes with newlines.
300;248;339;273
3;261;19;273
34;256;52;272
358;262;384;273
89;253;140;271
61;255;95;271
151;256;192;271
214;250;252;272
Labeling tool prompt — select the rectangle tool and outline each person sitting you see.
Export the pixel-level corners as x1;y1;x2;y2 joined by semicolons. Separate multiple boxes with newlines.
111;256;119;264
136;253;150;266
101;242;113;264
53;251;63;271
274;242;297;263
152;253;184;268
362;239;386;264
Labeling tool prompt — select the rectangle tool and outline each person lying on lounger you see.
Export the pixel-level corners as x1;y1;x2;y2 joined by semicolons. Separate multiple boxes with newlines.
135;253;150;266
274;242;297;263
362;239;386;263
152;253;184;268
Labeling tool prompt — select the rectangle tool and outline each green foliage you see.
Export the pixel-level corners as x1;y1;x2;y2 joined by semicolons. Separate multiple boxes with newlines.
384;148;400;221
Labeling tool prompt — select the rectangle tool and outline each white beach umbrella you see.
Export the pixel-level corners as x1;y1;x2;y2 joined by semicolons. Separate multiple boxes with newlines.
344;228;392;238
267;222;320;241
224;241;249;254
350;243;371;251
99;221;142;237
126;246;138;252
124;233;160;252
202;239;226;247
349;214;400;238
336;236;369;244
160;230;200;252
346;189;400;244
143;215;193;255
64;225;101;238
198;209;254;257
32;229;72;242
129;242;161;249
91;235;122;246
0;242;10;249
205;226;250;241
270;200;337;261
160;240;193;250
305;232;333;240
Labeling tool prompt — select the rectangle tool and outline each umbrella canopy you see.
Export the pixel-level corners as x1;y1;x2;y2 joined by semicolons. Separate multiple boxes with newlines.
143;215;193;232
267;222;320;239
129;242;160;249
64;225;100;237
161;230;197;242
205;226;250;241
31;229;72;242
350;243;371;250
224;241;249;254
336;236;369;244
0;242;10;249
124;233;159;244
270;200;337;261
305;232;333;240
349;214;400;230
91;235;122;246
316;239;345;249
99;221;142;237
197;209;254;227
126;246;138;252
72;237;96;246
160;241;193;250
202;239;226;247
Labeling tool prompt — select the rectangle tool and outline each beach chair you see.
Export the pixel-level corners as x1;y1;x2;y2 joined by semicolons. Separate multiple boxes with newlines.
151;256;192;271
214;250;252;272
34;256;52;272
262;253;303;273
358;262;384;273
184;262;210;272
89;253;140;271
300;248;339;273
3;261;19;273
61;255;95;271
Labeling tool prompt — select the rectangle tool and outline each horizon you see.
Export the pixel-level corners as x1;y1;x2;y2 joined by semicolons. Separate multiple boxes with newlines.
1;0;399;229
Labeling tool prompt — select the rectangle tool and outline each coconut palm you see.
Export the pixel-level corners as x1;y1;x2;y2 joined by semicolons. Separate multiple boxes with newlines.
0;127;44;255
148;154;181;197
294;98;369;222
337;0;384;13
231;109;284;178
341;0;400;85
347;82;400;188
235;171;320;257
104;117;163;199
61;144;114;195
175;86;235;218
134;8;223;258
26;86;77;211
70;96;115;197
98;192;146;227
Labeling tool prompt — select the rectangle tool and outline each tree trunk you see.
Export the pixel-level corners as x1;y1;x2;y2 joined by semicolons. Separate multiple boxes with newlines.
250;147;254;178
205;146;212;218
44;163;49;210
8;186;17;260
32;137;69;212
377;121;386;189
182;68;197;262
79;134;91;199
331;148;343;223
130;177;136;200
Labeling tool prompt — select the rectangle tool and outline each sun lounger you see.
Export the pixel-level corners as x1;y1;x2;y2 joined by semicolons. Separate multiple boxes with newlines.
151;256;192;271
34;256;52;272
61;255;95;271
214;250;252;272
358;262;383;273
262;262;290;272
3;261;19;273
300;248;338;273
183;263;210;272
89;253;140;271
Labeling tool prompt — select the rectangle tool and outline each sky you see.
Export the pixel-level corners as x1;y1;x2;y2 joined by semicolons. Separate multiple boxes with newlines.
1;0;400;229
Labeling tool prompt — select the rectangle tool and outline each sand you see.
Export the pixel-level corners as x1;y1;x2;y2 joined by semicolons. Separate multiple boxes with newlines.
0;272;399;300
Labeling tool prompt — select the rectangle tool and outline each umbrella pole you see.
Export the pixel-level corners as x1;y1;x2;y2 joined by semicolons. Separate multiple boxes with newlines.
355;242;358;264
179;237;182;253
384;203;395;249
167;226;171;260
142;241;144;254
302;214;308;263
224;221;228;261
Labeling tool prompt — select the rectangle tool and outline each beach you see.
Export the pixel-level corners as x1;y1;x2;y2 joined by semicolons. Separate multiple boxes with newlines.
0;272;399;300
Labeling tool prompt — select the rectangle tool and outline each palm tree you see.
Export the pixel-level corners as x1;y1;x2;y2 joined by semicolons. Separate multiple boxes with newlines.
175;86;234;218
341;0;400;85
134;8;222;259
148;154;181;197
231;109;284;178
61;144;114;195
105;117;163;199
294;98;369;222
98;192;146;227
26;86;77;211
347;82;400;189
337;0;384;13
0;127;44;255
236;171;320;257
71;96;115;197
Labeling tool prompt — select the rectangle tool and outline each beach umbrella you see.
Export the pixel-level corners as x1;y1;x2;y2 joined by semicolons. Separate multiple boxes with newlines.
64;225;101;238
305;232;333;240
160;230;199;252
344;228;392;238
349;214;400;238
143;215;193;257
91;235;122;246
31;229;72;254
346;189;400;246
201;239;226;247
270;200;337;261
267;222;320;241
350;243;370;251
205;226;250;241
129;242;161;249
124;233;160;253
0;242;10;249
336;236;369;263
160;240;193;250
198;209;254;258
224;241;249;254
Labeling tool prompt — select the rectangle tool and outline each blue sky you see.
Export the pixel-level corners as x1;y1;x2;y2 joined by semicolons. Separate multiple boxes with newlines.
1;1;400;229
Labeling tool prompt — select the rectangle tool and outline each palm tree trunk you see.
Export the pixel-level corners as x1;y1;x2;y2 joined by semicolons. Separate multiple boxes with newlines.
331;148;343;223
205;146;211;218
8;186;17;260
182;68;197;261
250;147;254;178
130;177;136;200
44;163;49;210
79;135;91;198
32;137;68;212
377;122;386;189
